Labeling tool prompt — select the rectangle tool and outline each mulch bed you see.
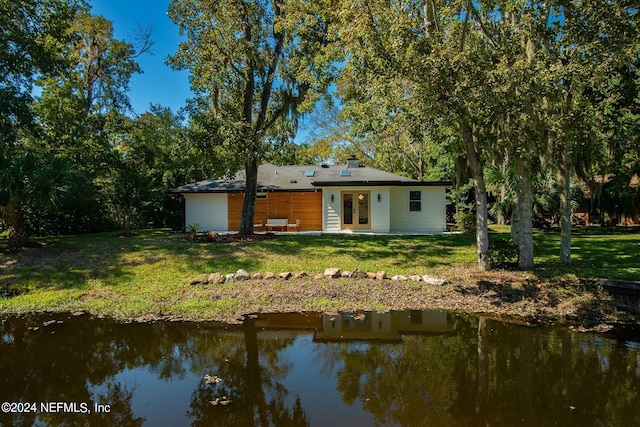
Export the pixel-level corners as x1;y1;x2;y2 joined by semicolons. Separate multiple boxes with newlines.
191;232;278;244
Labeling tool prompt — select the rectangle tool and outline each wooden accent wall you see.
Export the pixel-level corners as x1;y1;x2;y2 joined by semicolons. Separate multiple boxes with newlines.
227;191;323;231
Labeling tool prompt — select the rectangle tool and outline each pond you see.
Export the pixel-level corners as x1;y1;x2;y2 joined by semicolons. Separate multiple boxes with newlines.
1;310;639;426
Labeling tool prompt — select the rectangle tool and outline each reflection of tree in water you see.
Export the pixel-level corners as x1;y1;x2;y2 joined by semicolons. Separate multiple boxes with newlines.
187;317;309;427
321;315;640;426
0;315;151;426
0;314;310;426
325;315;476;426
2;313;639;426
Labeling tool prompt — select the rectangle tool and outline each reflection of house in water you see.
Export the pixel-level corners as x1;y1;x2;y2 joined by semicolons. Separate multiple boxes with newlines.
316;310;453;342
251;310;454;342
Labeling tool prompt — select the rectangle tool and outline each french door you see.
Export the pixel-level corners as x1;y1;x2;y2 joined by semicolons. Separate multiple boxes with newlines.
341;191;370;230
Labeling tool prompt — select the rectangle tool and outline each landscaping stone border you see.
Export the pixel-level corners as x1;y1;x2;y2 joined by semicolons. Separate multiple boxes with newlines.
189;268;448;286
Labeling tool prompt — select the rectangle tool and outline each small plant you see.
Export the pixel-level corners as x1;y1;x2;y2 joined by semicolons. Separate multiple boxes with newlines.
187;223;201;240
488;237;518;269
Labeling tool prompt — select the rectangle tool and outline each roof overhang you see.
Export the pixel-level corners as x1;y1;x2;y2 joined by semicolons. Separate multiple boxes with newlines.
312;181;452;187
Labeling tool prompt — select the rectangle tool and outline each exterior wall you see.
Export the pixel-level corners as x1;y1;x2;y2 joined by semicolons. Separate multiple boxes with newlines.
184;193;228;231
322;187;391;232
227;191;322;231
390;186;447;233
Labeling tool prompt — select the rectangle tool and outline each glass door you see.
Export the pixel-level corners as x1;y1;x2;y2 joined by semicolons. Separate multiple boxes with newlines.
342;191;370;230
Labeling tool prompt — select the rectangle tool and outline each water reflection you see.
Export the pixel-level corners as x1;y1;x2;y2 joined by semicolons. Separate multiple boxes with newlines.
0;311;639;426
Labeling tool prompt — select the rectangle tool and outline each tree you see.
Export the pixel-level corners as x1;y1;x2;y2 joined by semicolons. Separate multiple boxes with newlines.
0;0;82;246
339;73;455;181
0;149;79;247
487;0;640;266
0;0;77;148
29;7;154;234
168;0;336;235
338;0;499;269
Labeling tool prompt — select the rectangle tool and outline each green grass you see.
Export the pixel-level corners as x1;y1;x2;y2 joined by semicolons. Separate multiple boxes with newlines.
1;227;638;320
533;227;640;280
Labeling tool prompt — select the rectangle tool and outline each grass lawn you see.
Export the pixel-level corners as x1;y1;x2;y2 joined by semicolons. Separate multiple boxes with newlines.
1;226;638;323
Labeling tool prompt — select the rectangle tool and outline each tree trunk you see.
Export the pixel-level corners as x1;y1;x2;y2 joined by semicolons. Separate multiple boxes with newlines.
515;158;534;269
122;211;131;236
7;203;29;248
558;141;572;264
510;206;520;246
474;178;490;270
459;120;489;270
239;156;259;235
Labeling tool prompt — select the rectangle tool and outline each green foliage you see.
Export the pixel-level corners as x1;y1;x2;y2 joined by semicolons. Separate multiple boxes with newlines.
454;212;476;234
0;147;82;246
1;0;78;147
488;237;519;269
168;0;337;233
186;223;201;238
451;179;476;233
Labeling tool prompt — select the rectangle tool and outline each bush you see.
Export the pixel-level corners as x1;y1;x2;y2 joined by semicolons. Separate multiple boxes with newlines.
454;211;476;234
488;237;518;269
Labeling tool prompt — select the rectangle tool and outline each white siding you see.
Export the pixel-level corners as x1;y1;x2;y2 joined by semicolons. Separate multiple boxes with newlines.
322;190;341;232
321;186;390;232
370;187;390;232
390;186;446;233
184;193;228;232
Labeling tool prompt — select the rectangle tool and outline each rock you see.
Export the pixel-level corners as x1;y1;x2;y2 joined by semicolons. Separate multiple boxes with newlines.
341;271;351;278
225;273;235;283
422;275;447;285
252;273;263;280
279;272;293;280
264;272;276;280
367;272;377;279
391;275;408;281
313;274;324;280
208;273;226;284
324;268;341;278
409;275;422;282
234;269;250;281
376;271;387;280
190;273;209;285
294;271;307;279
349;268;369;279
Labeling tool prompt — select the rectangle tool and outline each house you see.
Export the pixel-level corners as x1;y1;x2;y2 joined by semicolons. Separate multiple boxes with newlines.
574;174;640;225
169;156;450;233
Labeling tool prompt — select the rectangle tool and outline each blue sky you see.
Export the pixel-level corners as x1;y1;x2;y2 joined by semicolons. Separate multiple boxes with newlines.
89;0;192;115
88;0;318;142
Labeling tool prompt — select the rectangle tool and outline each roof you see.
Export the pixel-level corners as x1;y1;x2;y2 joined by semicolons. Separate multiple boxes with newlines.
169;163;451;194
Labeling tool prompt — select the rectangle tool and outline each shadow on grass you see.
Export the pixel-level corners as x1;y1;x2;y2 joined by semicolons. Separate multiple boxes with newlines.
455;280;546;306
534;230;640;281
3;227;637;300
256;233;478;270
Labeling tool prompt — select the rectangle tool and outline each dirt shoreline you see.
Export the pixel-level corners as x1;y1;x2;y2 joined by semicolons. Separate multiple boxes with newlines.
118;275;640;329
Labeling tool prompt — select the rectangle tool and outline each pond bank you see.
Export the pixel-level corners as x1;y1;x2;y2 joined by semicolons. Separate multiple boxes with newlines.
1;230;639;329
184;280;639;328
2;271;640;329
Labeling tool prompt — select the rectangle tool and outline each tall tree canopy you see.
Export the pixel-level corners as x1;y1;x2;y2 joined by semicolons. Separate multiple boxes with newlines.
336;0;639;270
168;0;337;234
0;0;78;147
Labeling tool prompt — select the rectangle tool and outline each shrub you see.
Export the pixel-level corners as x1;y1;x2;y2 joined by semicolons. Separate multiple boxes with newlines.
488;237;518;269
455;212;476;234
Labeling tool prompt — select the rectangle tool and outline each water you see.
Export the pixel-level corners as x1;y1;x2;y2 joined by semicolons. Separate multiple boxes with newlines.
1;311;639;426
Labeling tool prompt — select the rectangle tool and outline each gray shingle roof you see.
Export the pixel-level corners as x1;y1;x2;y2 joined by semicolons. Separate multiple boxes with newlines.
169;163;448;193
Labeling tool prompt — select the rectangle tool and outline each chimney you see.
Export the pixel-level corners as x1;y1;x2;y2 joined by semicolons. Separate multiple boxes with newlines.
346;155;359;168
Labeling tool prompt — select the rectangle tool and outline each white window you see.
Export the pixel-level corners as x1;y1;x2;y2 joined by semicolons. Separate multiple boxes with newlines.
409;191;422;211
